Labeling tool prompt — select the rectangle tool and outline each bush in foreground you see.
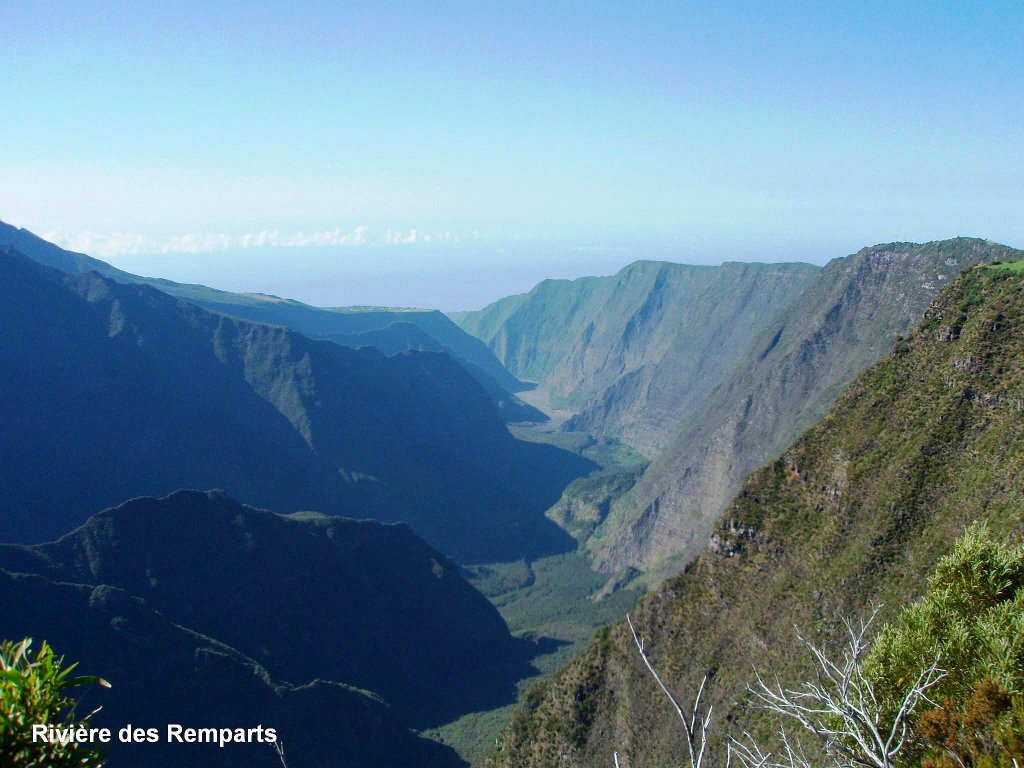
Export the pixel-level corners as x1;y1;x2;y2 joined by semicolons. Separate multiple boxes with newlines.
0;638;109;767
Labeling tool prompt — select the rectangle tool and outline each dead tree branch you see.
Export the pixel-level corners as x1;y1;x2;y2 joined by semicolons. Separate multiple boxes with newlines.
735;608;944;768
624;612;719;768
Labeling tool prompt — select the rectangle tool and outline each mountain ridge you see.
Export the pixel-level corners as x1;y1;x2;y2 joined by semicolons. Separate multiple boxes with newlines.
453;259;820;455
0;220;535;416
590;237;1024;575
484;260;1024;767
0;246;588;562
0;489;538;767
0;489;527;727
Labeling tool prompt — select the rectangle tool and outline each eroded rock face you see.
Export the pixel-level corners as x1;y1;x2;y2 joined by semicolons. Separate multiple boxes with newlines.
455;260;820;456
486;259;1024;768
591;238;1023;576
707;517;759;558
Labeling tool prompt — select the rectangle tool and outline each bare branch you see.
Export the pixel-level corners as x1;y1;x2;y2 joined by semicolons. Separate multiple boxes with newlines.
745;607;944;768
273;740;288;768
617;606;943;768
626;612;716;768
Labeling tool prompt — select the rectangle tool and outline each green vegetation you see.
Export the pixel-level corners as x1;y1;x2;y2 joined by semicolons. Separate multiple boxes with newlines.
0;638;109;768
486;255;1024;768
579;441;648;472
440;422;652;760
481;553;641;647
508;426;595;454
456;260;819;456
459;239;1022;580
508;426;647;474
627;527;1024;768
593;237;1024;577
545;470;644;543
988;259;1024;274
440;552;642;762
867;525;1024;768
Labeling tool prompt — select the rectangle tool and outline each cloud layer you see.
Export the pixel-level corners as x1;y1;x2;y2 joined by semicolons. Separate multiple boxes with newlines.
43;226;471;258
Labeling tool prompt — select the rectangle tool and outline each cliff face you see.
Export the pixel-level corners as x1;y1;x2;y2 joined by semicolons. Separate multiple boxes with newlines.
455;260;818;455
485;261;1024;767
591;238;1023;575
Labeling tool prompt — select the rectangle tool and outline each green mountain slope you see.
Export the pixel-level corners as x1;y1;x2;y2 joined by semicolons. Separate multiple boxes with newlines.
0;489;544;766
0;490;528;729
484;261;1024;768
0;247;588;562
0;572;467;768
300;320;545;422
451;274;611;386
453;260;819;455
0;220;532;413
592;238;1022;575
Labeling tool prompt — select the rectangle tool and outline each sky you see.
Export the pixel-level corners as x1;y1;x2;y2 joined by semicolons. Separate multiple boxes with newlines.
2;0;1022;309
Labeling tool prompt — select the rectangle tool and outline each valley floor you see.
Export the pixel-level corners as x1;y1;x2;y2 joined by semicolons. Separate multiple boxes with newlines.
426;412;648;763
428;551;641;763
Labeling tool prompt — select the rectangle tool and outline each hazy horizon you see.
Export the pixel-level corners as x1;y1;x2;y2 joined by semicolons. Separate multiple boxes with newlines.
5;218;1021;310
3;0;1021;309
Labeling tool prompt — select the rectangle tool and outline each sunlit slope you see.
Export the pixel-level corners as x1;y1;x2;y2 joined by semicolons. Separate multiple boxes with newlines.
485;261;1024;768
593;238;1022;575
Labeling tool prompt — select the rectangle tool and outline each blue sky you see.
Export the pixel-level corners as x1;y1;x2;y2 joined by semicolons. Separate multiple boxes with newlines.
2;0;1022;309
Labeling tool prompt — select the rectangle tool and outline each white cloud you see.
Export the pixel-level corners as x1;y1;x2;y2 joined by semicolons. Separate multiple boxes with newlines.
42;225;467;257
44;230;157;259
383;228;414;245
161;232;233;254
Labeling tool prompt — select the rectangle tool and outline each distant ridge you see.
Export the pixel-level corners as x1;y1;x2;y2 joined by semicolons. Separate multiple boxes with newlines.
0;220;540;419
0;247;588;561
486;256;1024;768
453;259;819;455
593;238;1024;575
454;238;1023;576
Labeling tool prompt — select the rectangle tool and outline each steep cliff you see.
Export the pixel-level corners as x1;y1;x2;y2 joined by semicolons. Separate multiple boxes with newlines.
455;260;818;455
486;261;1024;767
592;239;1022;575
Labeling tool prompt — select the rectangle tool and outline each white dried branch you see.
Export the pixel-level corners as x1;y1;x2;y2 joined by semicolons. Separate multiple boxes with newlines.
273;739;288;768
626;612;716;768
730;727;818;768
745;608;944;768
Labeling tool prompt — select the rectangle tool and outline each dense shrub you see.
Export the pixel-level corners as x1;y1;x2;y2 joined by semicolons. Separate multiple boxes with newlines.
866;525;1024;768
0;638;109;767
